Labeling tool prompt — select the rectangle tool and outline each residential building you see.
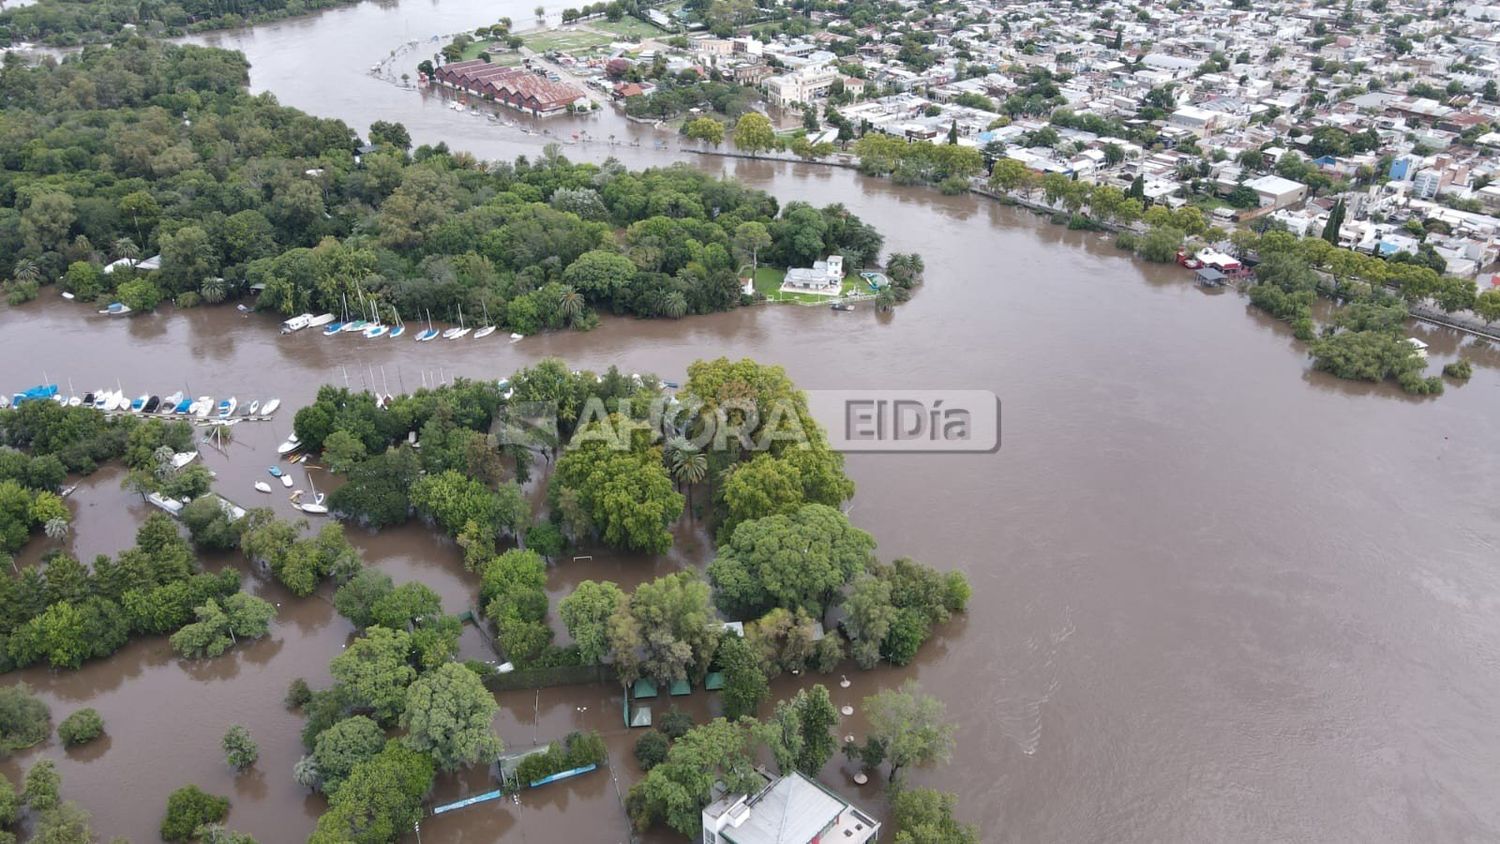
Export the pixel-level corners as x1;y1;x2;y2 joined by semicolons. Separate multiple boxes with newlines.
701;771;880;844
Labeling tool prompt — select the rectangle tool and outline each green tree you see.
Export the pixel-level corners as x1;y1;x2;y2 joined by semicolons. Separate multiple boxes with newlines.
733;112;776;156
334;569;395;629
863;681;956;783
22;759;60;812
626;718;762;837
313;716;386;796
764;684;838;776
329;627;417;725
719;634;768;720
708;503;875;619
160;786;229;843
610;572;719;688
559;580;626;665
1321;198;1346;244
211;724;258;774
309;742;435;844
322;430;369;473
684;117;725;147
400;663;502;771
551;418;683;553
0;686;49;752
732;221;773;276
56;709;104;747
892;788;979;844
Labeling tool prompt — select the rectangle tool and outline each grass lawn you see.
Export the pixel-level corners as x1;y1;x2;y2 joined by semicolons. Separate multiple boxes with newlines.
751;266;860;304
459;41;524;64
591;17;665;39
523;28;614;54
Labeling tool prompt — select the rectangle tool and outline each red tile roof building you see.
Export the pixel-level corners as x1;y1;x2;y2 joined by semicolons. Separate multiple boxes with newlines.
430;60;586;116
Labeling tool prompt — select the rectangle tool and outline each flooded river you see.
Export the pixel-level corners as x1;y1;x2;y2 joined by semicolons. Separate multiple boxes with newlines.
1;3;1499;841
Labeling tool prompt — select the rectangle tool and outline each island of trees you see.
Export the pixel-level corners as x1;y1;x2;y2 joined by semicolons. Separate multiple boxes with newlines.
0;40;911;331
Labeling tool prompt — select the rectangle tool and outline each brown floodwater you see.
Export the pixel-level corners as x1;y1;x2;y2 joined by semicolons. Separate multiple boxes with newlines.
1;5;1498;841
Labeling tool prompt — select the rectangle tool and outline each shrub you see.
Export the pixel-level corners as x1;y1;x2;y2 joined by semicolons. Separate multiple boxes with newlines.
57;709;104;746
1443;359;1473;380
634;731;669;771
160;786;229;842
1048;213;1068;226
515;731;607;785
0;684;51;756
938;176;969;195
1113;231;1139;251
222;724;258;770
6;281;38;306
1066;214;1098;230
655;707;694;740
285;678;313;709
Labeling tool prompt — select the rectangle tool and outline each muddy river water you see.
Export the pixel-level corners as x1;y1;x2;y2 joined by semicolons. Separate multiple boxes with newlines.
1;2;1500;841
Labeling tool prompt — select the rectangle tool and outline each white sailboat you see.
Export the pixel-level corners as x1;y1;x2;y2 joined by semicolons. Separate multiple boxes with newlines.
473;301;496;339
299;470;329;514
416;309;439;342
444;305;471;339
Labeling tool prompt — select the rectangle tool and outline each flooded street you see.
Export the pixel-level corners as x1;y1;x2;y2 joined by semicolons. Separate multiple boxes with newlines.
0;3;1499;841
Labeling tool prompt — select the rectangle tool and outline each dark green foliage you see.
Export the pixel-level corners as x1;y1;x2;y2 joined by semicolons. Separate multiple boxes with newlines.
514;731;607;785
285;678;313;709
0;685;49;756
160;786;229;843
56;709;103;746
655;707;694;740
1444;359;1473;381
634;731;669;771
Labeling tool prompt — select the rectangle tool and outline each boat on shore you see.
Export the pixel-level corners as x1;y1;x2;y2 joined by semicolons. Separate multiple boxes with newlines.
280;313;313;334
247;400;260;416
308;313;336;328
262;398;281;416
415;309;439;342
217;397;237;418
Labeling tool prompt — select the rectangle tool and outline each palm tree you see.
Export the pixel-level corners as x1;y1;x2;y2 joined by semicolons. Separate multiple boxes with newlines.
113;237;140;263
200;276;227;304
874;285;898;312
558;287;585;325
535;4;545;18
12;258;40;286
668;442;708;516
43;517;70;542
661;291;688;319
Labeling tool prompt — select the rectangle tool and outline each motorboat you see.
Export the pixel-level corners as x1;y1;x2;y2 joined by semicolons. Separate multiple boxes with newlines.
131;394;149;412
171;451;198;470
193;397;213;418
173;396;193;414
98;302;132;316
280;314;313;334
281;474;294;489
308;313;336;328
146;492;184;515
261;398;281;416
268;466;283;478
144;396;161;413
831;302;855;312
276;433;301;455
217;397;237;418
509;333;525;341
254;481;272;493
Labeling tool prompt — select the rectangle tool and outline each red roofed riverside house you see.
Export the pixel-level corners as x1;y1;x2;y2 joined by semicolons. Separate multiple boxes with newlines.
431;60;587;116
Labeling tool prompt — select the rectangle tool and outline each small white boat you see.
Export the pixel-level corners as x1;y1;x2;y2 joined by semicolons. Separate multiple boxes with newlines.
67;396;81;407
217;397;237;418
280;314;313;334
98;302;132;316
170;451;198;470
281;474;294;488
146;492;184;515
61;291;74;300
162;390;184;410
254;481;272;494
262;398;281;416
307;313;336;327
248;400;260;416
193;397;213;418
509;332;524;341
276;433;300;454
